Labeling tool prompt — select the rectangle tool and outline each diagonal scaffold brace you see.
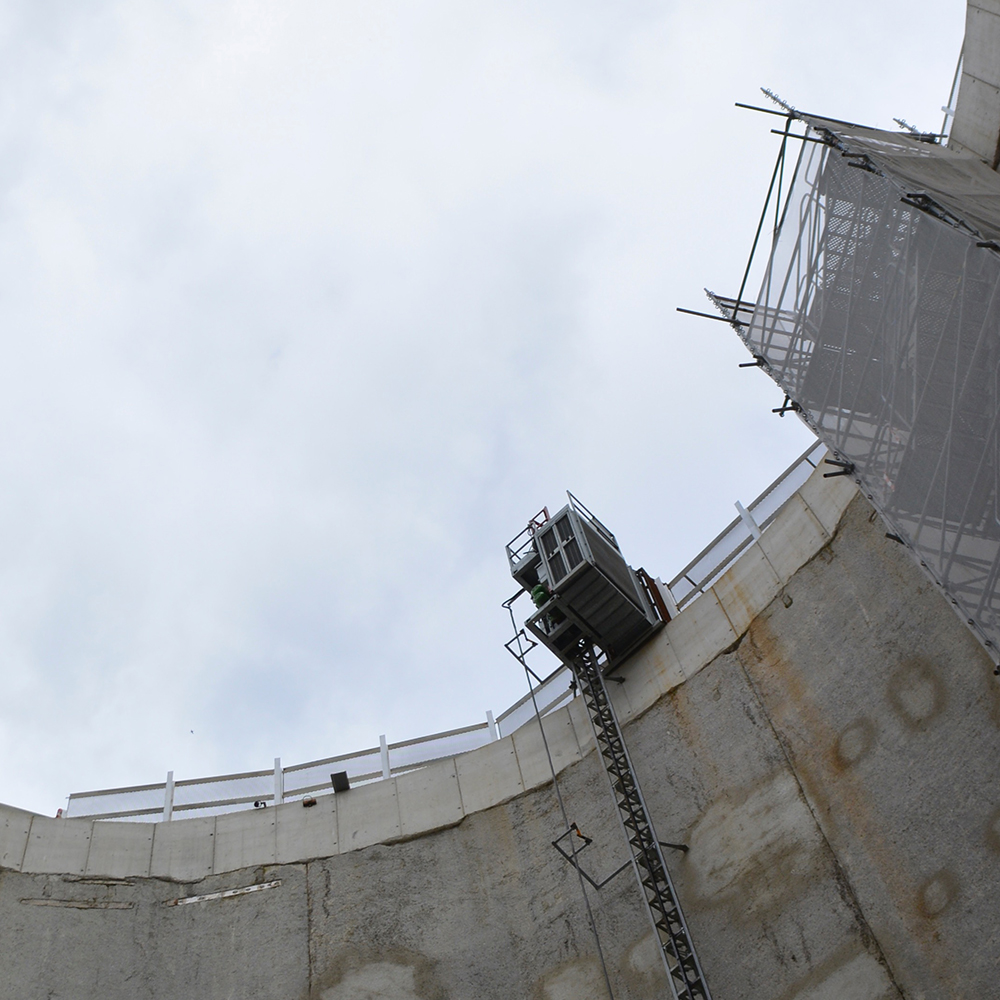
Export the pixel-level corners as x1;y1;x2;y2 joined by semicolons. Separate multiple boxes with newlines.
569;641;712;1000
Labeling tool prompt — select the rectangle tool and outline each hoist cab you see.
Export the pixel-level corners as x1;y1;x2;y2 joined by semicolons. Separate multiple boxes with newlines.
506;494;667;669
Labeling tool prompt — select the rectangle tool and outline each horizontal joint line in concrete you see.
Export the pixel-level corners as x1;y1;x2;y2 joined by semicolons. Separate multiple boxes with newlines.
19;898;135;910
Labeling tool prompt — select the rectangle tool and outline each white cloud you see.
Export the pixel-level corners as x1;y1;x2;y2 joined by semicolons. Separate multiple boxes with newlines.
0;0;964;812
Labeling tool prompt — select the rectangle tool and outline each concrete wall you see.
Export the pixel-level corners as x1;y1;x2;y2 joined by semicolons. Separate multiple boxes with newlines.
950;1;1000;165
1;461;997;999
0;463;857;883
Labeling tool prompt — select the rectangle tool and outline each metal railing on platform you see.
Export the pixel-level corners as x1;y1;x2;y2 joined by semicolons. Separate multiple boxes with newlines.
668;441;825;609
65;439;824;822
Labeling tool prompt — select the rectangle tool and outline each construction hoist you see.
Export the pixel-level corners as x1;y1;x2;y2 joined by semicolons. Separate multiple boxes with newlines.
505;495;712;1000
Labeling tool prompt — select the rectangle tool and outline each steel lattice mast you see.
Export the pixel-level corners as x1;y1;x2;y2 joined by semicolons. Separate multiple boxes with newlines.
570;642;711;1000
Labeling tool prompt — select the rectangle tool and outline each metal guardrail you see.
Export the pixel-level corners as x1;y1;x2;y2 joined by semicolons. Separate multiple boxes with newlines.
65;440;825;822
668;441;826;609
495;664;575;739
65;719;499;822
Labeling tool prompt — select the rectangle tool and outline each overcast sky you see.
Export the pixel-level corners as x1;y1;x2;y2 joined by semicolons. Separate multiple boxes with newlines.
0;1;964;815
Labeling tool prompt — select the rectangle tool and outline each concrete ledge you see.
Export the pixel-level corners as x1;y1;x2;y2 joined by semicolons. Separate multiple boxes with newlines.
214;808;277;872
2;459;860;877
566;695;597;753
276;794;338;864
711;544;783;638
608;630;682;725
398;758;464;838
22;816;92;876
86;820;153;878
663;589;738;682
797;465;859;537
0;805;33;870
512;707;581;791
335;777;401;851
150;816;215;880
757;493;830;584
455;738;523;815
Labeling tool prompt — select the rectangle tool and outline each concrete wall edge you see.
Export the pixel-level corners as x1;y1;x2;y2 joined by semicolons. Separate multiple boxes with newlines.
0;457;858;878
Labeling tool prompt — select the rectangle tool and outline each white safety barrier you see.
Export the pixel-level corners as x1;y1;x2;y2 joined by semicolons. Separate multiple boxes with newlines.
668;441;826;609
65;441;826;822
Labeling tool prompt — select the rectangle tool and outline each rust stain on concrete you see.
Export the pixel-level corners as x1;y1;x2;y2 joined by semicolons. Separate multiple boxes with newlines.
731;503;980;995
887;658;947;730
916;869;958;919
832;718;877;772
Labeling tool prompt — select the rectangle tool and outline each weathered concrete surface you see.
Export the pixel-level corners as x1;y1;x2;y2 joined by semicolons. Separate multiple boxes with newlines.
0;709;880;1000
1;477;996;998
0;865;312;997
730;496;1000;1000
0;461;857;887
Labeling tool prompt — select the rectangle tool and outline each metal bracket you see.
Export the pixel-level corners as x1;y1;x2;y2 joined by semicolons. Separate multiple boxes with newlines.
772;394;801;416
659;841;690;854
676;305;744;329
823;458;856;478
552;824;632;891
893;117;941;143
504;628;537;659
901;193;979;238
843;152;882;175
503;629;545;684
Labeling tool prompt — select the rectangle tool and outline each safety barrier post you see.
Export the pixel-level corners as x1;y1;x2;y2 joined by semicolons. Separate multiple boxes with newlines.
164;771;175;822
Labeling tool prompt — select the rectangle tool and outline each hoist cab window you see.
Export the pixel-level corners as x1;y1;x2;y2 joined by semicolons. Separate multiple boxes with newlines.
539;514;583;585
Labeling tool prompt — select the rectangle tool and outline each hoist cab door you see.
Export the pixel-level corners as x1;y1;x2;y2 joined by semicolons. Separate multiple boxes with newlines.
535;509;587;588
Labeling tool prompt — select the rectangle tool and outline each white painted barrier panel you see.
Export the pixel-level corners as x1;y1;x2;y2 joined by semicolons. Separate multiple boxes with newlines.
62;441;837;827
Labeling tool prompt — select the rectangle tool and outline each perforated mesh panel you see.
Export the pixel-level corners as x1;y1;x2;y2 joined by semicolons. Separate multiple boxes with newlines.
65;784;166;819
388;725;493;770
736;124;1000;655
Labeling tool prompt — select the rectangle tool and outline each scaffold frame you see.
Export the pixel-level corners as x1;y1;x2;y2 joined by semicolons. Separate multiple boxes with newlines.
713;109;1000;663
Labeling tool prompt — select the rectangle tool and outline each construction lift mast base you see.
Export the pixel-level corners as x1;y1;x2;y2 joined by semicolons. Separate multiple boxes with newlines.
569;640;712;1000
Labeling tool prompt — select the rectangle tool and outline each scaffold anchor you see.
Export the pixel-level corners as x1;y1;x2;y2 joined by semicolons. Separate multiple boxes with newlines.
823;458;855;478
772;394;801;416
659;841;690;854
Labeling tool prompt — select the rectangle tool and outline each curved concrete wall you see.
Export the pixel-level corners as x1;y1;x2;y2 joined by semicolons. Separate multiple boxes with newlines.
3;459;998;1000
0;462;857;881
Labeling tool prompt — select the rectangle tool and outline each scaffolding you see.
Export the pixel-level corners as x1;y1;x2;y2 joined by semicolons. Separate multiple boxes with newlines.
714;112;1000;663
